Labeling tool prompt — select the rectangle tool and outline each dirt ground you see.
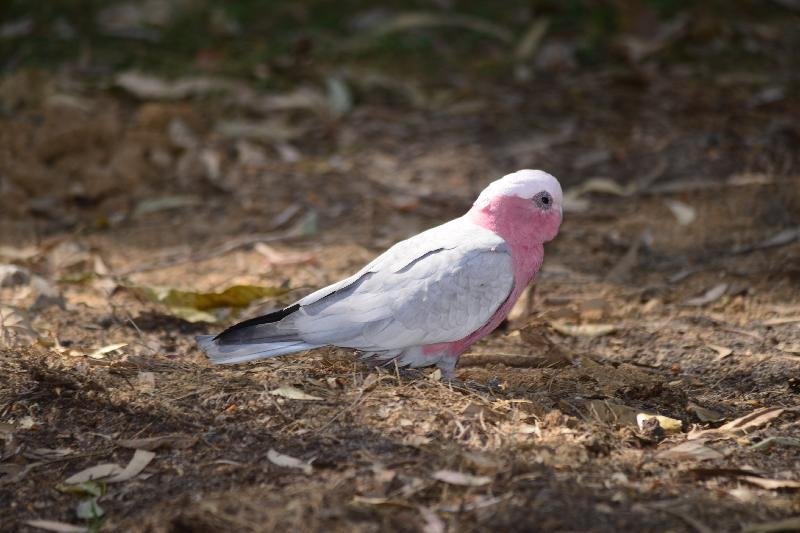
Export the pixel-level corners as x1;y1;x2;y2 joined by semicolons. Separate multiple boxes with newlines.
2;3;800;532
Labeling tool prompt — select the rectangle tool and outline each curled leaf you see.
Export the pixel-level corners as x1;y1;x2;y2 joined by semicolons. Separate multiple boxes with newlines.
432;470;491;487
269;386;323;401
267;448;313;475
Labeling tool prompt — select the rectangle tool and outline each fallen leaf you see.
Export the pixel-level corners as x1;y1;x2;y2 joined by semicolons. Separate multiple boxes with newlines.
64;464;123;485
365;11;513;44
515;18;549;61
749;436;800;451
326;76;352;116
87;343;127;359
269;385;323;401
706;344;733;359
23;520;87;533
0;245;39;261
587;400;639;427
267;448;313;475
657;440;724;461
776;342;800;355
216;119;302;142
432;470;492;487
717;407;785;433
743;516;800;533
688;407;786;441
683;283;728;306
65;449;155;484
564;177;635;201
131;284;288;323
254;243;315;267
636;413;683;434
763;316;800;326
739;476;800;490
117;434;197;451
664;200;697;226
56;481;103;497
133;195;201;217
549;321;617;337
687;403;725;423
731;226;800;255
115;71;241;100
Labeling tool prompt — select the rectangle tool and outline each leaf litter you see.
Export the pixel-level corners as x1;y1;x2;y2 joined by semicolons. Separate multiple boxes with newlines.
3;8;800;531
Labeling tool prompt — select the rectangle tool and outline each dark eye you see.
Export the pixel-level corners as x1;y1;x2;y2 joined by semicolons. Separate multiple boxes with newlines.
533;191;553;210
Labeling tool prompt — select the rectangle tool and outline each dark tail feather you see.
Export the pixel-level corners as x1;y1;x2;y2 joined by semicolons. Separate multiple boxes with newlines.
196;335;319;364
197;304;319;364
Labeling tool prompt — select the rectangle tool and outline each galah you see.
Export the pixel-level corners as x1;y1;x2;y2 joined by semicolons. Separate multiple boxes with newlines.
197;169;563;378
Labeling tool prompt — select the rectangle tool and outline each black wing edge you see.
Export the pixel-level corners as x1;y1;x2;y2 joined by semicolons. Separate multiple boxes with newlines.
214;303;301;341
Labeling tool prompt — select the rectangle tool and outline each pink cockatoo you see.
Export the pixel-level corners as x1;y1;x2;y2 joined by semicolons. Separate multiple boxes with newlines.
197;169;563;378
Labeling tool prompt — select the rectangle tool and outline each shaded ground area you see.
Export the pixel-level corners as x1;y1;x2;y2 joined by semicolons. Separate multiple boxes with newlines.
1;2;800;532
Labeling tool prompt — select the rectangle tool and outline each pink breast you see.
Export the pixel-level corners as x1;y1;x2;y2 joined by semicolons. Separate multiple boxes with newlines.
423;193;548;356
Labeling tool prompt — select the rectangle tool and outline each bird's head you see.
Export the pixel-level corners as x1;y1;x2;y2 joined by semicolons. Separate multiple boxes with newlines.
468;169;563;245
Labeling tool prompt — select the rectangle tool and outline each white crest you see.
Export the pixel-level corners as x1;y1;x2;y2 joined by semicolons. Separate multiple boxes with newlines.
474;169;562;207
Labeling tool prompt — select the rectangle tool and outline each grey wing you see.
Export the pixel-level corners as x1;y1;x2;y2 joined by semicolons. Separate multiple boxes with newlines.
292;242;514;350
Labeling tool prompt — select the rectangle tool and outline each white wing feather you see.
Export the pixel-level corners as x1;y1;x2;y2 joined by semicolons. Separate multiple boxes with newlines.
293;219;514;349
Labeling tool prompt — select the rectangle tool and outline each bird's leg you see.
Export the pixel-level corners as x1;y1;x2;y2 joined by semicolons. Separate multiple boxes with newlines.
437;357;457;381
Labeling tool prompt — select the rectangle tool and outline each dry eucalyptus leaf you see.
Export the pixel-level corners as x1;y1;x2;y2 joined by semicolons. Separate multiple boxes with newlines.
117;434;197;451
88;343;127;359
64;463;123;485
763;316;800;326
130;283;288;323
65;449;154;484
776;342;800;355
432;470;492;487
587;400;639;427
706;344;733;359
683;283;728;306
105;449;155;482
269;385;322;401
749;436;800;451
23;520;87;533
657;440;723;461
717;407;785;433
739;476;800;490
267;448;313;475
664;200;696;226
549;321;617;338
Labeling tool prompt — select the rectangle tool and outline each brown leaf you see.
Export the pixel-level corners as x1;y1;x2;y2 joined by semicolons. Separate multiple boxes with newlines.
65;449;154;484
739;476;800;490
657;440;724;461
269;385;323;401
117;434;197;451
23;520;87;533
432;470;491;486
717;407;785;433
688;407;785;440
549;321;617;338
683;283;728;306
